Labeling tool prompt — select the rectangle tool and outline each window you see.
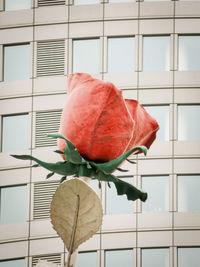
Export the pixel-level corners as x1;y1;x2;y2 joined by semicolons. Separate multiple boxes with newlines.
4;0;31;11
108;37;135;73
2;114;29;152
0;258;26;267
106;177;134;214
145;106;169;141
142;176;169;212
178;105;200;141
3;44;30;82
76;251;97;267
143;36;170;71
179;36;200;71
178;247;200;267
109;0;135;2
0;185;27;224
73;39;99;74
142;248;169;267
105;249;133;267
74;0;100;4
178;175;200;212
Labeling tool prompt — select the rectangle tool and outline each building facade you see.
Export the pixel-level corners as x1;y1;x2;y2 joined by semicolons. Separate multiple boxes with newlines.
0;0;200;266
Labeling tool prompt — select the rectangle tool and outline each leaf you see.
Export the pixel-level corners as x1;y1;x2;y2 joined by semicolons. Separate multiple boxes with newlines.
91;146;147;174
48;134;85;164
11;154;76;176
50;179;103;254
32;164;39;168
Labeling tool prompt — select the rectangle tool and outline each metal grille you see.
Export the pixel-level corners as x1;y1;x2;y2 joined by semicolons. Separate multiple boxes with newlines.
37;40;65;77
33;181;59;220
38;0;66;7
35;110;62;148
32;254;61;267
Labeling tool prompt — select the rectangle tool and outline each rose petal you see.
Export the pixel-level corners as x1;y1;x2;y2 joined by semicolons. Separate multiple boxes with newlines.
125;99;159;151
58;74;134;162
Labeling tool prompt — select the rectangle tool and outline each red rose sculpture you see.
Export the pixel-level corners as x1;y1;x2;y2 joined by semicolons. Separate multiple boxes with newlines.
58;73;159;162
11;73;159;202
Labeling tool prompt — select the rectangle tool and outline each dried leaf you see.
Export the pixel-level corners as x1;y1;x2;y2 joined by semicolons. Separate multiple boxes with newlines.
50;179;103;254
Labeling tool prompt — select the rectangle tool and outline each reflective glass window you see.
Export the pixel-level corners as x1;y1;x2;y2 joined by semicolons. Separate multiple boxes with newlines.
142;248;169;267
76;251;97;267
143;36;170;71
109;0;135;2
108;37;135;72
142;176;169;212
178;105;200;140
178;247;200;267
106;177;134;214
0;259;26;267
5;0;31;11
0;185;27;224
74;0;99;4
105;249;133;267
2;114;29;152
4;44;30;81
73;39;99;74
178;175;200;212
179;36;200;71
145;106;169;141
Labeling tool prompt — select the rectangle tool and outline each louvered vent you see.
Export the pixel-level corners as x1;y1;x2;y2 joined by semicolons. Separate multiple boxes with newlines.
32;254;61;267
37;40;65;77
35;110;62;148
34;181;59;220
38;0;66;7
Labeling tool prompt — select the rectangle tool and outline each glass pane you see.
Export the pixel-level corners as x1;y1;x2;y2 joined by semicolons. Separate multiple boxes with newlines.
142;248;169;267
73;39;99;74
106;177;134;214
108;37;135;72
89;179;99;194
4;44;30;81
178;248;200;267
142;176;169;212
144;0;168;2
5;0;31;11
76;251;97;267
178;175;200;212
179;36;200;70
105;249;133;267
109;0;135;2
2;114;29;152
0;259;26;267
143;36;170;71
0;185;27;224
74;0;99;4
178;105;200;140
145;106;169;141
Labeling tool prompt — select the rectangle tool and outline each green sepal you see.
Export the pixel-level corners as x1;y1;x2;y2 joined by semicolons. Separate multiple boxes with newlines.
77;164;95;178
60;176;67;183
48;134;86;165
32;164;39;168
116;167;128;172
54;150;64;155
94;171;147;202
126;158;136;164
11;154;76;176
113;178;147;202
46;172;55;179
91;146;147;174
